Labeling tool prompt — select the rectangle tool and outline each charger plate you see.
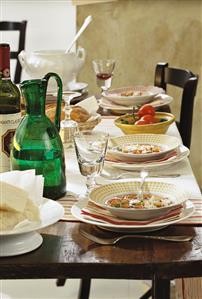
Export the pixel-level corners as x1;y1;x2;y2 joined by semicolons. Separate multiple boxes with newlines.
0;199;64;256
71;198;194;233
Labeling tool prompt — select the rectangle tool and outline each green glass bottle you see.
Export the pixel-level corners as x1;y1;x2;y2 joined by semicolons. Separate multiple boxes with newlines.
0;43;21;172
10;73;66;200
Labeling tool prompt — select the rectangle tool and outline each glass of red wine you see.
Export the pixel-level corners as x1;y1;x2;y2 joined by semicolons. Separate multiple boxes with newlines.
92;59;115;93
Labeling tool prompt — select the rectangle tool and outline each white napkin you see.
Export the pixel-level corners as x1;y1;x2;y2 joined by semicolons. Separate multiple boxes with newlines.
76;96;99;114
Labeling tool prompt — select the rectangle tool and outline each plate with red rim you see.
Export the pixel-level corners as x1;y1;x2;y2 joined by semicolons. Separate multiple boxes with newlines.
102;85;165;106
105;144;190;170
107;134;181;163
71;198;194;233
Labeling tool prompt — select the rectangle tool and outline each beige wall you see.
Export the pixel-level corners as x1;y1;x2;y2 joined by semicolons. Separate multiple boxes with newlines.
77;0;202;188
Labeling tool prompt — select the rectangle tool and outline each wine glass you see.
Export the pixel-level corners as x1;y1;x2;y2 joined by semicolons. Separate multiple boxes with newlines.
60;91;81;148
92;59;115;93
73;130;109;198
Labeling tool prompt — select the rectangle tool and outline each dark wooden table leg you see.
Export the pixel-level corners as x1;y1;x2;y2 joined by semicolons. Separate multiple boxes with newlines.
152;277;170;299
56;278;66;286
78;278;91;299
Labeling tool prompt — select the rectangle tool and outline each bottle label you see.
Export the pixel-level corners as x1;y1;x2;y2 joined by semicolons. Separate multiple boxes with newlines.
0;113;21;172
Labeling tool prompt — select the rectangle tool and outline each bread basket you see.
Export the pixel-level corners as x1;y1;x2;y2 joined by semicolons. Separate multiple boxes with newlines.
46;104;101;131
77;113;101;131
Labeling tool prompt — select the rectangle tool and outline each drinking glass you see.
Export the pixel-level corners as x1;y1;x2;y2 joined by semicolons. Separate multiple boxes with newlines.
74;130;109;197
60;91;81;148
92;59;115;93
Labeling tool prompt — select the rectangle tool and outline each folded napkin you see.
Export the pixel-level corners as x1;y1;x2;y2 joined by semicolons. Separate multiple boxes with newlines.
0;169;44;231
81;201;183;226
76;96;99;115
105;150;177;164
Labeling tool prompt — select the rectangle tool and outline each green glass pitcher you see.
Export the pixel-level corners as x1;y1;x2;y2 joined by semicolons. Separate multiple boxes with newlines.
11;72;66;200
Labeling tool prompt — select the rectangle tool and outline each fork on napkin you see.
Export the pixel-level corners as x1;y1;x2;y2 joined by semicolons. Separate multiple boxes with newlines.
81;201;183;226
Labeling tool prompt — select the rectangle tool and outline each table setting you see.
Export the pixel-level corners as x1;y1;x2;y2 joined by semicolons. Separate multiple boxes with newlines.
0;72;202;299
59;114;202;231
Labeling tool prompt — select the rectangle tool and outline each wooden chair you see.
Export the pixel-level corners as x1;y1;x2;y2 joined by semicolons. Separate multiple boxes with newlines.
139;63;199;299
154;62;198;149
0;20;27;83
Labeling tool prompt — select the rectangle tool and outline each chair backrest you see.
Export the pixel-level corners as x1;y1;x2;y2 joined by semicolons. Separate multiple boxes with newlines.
0;20;27;83
154;62;199;149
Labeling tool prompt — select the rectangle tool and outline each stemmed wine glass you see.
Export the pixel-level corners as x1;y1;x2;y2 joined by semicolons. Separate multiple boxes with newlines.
73;130;109;198
92;59;115;93
60;91;81;148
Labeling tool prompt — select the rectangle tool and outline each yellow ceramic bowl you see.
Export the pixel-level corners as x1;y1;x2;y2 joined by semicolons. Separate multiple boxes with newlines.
115;112;175;135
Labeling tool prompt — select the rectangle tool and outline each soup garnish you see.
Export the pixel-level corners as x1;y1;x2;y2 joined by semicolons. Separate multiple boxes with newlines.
106;193;173;209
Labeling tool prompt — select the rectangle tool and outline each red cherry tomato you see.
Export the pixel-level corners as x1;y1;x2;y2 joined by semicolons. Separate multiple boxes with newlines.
140;114;155;124
137;104;155;118
135;119;148;125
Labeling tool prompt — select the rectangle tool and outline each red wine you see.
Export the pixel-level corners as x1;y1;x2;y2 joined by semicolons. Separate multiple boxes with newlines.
0;43;21;172
96;73;112;90
96;73;112;80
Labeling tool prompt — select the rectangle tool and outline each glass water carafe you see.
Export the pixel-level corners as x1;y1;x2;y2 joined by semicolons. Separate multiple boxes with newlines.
11;72;66;200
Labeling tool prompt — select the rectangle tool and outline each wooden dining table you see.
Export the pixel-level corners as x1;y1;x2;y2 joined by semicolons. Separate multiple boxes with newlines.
0;107;202;299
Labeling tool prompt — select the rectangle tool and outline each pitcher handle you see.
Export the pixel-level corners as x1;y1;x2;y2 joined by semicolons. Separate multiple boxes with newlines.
43;72;63;132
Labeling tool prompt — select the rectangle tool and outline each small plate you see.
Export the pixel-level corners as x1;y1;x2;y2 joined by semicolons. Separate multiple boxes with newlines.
102;86;164;106
89;181;187;220
71;198;194;233
67;82;88;93
107;134;181;162
105;144;189;171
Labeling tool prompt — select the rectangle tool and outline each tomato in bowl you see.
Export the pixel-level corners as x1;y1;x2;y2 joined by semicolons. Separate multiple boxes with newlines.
114;112;175;135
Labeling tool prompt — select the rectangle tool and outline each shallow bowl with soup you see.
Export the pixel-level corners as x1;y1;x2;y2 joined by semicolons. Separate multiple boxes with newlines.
89;181;187;220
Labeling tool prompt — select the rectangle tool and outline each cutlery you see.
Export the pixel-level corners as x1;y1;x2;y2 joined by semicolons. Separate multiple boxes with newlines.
79;229;193;245
138;170;148;200
100;172;181;180
66;15;92;53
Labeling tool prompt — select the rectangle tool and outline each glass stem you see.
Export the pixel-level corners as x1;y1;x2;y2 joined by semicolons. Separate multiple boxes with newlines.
64;99;71;121
86;175;96;194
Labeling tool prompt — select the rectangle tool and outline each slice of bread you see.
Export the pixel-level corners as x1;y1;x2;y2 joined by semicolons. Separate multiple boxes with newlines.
0;181;29;213
0;210;26;231
0;181;40;231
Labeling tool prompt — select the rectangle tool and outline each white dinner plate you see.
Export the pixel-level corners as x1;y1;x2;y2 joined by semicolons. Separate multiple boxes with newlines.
71;199;194;233
107;134;181;163
99;93;173;114
105;144;189;171
0;199;64;256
